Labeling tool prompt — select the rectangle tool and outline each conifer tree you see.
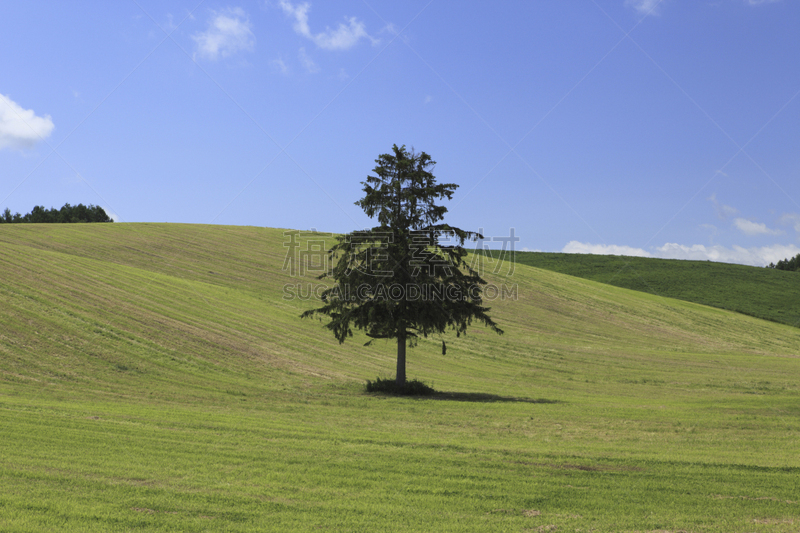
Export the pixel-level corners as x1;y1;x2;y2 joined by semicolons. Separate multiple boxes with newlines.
302;145;502;387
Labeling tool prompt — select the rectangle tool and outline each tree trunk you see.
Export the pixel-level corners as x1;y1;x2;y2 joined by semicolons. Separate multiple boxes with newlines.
396;331;406;387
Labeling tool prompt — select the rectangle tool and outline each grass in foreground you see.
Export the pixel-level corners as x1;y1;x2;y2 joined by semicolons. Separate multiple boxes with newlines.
0;224;799;532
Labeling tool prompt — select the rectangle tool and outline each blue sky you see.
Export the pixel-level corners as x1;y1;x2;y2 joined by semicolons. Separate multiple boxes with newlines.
2;0;799;266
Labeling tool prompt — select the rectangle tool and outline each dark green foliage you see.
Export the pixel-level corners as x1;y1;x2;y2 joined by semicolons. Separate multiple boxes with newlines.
767;253;800;272
514;251;800;328
365;376;436;396
302;145;502;386
0;203;113;224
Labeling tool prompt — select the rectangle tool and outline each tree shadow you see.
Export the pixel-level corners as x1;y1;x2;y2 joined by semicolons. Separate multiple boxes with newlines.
428;392;562;404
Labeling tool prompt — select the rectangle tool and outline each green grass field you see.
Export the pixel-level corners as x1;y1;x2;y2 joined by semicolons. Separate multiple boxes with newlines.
1;224;799;532
514;251;800;329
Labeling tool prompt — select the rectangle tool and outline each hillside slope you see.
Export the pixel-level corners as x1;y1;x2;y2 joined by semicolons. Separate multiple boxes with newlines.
1;224;799;532
515;251;800;328
2;223;798;400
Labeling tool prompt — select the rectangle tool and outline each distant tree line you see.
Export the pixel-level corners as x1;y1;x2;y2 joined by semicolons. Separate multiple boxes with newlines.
767;253;800;272
1;204;114;224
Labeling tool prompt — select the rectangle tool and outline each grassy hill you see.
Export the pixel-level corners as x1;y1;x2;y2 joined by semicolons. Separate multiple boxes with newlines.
514;251;800;328
1;224;799;532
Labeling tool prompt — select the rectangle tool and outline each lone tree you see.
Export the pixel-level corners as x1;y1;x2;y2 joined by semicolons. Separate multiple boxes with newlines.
301;144;503;388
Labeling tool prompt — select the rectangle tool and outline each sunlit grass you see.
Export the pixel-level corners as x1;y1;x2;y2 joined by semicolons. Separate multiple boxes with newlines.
515;250;800;328
0;224;799;531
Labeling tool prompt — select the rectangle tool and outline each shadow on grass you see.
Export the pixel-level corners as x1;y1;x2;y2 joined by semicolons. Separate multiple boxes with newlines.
362;378;561;403
430;392;561;404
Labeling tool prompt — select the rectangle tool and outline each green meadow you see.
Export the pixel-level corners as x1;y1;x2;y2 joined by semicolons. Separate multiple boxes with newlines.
1;224;799;532
514;251;800;329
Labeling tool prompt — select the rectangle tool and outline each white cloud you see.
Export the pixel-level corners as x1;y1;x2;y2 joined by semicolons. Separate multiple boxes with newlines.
562;241;651;257
298;47;319;73
0;94;55;150
165;13;178;33
708;193;738;220
192;7;255;61
625;0;664;16
746;0;782;5
424;95;433;104
278;1;376;50
103;207;120;223
733;217;782;236
655;243;800;266
271;57;289;74
779;213;800;234
700;223;718;234
561;240;800;266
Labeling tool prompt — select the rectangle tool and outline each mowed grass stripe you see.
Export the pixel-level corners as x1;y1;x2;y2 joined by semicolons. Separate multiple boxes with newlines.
1;398;799;532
